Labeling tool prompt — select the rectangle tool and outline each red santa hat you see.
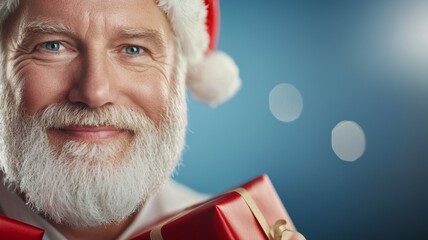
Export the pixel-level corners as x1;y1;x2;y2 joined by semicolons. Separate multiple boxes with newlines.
157;0;241;107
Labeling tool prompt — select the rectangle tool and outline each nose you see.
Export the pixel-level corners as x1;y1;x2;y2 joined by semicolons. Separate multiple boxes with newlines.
68;52;118;108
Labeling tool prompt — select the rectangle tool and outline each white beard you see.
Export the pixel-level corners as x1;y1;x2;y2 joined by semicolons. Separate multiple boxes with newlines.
0;91;186;227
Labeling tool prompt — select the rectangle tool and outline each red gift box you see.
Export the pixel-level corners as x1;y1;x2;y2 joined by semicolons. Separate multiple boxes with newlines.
0;214;44;240
131;174;303;240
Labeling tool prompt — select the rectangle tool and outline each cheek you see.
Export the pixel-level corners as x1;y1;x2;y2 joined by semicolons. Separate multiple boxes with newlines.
125;70;170;123
20;65;72;114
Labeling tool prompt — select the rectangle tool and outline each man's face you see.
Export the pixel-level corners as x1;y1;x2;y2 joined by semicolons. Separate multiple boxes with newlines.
0;0;187;227
5;0;176;134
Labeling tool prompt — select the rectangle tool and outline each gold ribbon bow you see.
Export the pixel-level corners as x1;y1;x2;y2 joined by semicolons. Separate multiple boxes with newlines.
150;187;304;240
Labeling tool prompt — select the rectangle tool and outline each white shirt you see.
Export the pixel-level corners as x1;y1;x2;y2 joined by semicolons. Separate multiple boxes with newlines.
0;179;208;240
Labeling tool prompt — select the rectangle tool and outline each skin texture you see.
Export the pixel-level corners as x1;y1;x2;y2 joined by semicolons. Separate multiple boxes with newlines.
4;1;176;155
2;0;177;239
3;0;175;139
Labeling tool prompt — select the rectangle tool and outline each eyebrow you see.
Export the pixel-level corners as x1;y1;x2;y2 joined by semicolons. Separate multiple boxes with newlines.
116;28;168;52
17;18;75;47
22;19;74;34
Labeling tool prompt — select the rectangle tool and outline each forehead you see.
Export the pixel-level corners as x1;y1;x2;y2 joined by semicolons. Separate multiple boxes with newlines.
7;0;173;41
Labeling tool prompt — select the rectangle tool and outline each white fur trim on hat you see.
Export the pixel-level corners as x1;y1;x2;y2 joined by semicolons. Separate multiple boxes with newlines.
157;0;241;107
187;51;241;107
157;0;209;66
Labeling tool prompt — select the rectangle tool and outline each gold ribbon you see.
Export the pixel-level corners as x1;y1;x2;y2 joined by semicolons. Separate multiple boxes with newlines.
150;187;304;240
232;188;303;240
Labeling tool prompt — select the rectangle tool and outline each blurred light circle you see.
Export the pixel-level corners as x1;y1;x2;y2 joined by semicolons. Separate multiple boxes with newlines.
269;83;303;122
332;121;366;162
357;1;428;82
388;1;428;70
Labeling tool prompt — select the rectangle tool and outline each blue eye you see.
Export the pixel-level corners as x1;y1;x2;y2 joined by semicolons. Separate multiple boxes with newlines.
43;41;61;51
125;46;142;55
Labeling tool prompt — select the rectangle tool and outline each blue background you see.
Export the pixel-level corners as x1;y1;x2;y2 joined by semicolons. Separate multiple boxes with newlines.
174;1;428;239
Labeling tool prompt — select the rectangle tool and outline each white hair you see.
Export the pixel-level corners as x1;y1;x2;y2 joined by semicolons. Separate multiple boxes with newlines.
0;0;19;32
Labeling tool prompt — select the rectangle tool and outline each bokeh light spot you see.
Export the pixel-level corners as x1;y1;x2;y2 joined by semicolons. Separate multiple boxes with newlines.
332;121;366;162
269;83;303;122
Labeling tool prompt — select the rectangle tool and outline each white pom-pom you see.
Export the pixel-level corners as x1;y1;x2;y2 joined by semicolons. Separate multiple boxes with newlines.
187;51;241;107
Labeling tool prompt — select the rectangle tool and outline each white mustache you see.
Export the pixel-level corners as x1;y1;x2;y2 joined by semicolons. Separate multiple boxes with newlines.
31;103;154;132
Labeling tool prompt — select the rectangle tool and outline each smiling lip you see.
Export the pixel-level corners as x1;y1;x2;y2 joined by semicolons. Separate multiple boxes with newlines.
55;126;127;141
